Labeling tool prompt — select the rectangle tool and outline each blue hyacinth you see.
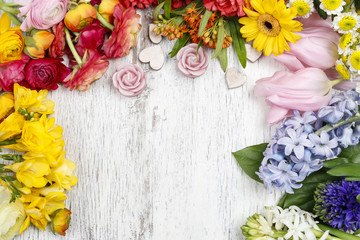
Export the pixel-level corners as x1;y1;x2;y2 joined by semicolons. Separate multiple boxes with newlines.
314;179;360;232
258;90;360;193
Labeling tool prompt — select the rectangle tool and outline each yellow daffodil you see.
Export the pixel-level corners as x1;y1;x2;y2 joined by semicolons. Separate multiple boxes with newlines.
14;84;54;116
0;13;24;63
0;93;14;122
47;159;77;191
51;209;71;236
239;0;303;56
5;159;50;188
0;112;25;142
0;186;26;240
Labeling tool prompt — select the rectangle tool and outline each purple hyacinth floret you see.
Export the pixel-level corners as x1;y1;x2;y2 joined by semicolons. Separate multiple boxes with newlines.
314;179;360;232
258;90;360;194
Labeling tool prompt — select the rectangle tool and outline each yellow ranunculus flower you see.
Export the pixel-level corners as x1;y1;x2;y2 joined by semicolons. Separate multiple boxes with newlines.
25;30;55;59
47;159;77;191
5;159;50;188
99;0;120;22
0;93;14;122
0;185;26;240
64;4;97;32
14;84;54;115
0;13;24;63
0;112;25;142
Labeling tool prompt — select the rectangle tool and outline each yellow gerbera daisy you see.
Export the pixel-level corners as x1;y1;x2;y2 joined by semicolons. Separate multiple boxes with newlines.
239;0;303;56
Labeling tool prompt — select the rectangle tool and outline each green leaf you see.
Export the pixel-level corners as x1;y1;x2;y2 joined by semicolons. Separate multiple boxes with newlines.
198;10;212;37
218;48;228;72
356;0;360;10
212;17;224;59
313;0;328;19
318;224;360;240
327;163;360;177
196;39;203;57
345;177;360;181
232;143;268;182
229;20;246;68
357;194;360;204
278;170;339;212
153;1;165;19
169;33;190;58
164;0;172;19
171;0;203;15
323;157;351;168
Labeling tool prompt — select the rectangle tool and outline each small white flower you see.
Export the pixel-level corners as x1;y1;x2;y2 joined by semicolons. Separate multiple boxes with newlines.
319;0;346;15
338;32;358;55
333;12;360;34
347;46;360;75
287;0;314;18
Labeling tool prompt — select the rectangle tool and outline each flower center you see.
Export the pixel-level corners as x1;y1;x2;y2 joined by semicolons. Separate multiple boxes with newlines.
339;33;353;50
257;14;281;37
339;16;357;31
322;0;342;10
336;63;351;80
292;1;311;16
350;51;360;70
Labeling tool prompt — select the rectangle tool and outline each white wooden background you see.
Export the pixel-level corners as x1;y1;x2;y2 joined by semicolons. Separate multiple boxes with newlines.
2;4;286;239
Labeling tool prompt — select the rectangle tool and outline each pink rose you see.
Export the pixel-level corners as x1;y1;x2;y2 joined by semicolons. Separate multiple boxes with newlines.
103;5;141;58
64;49;109;91
18;0;69;31
176;44;210;78
204;0;245;17
76;20;107;56
272;14;339;72
254;68;333;125
25;58;71;90
0;54;30;91
113;63;146;97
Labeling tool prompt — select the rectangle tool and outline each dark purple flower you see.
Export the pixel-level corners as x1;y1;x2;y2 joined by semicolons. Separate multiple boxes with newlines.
314;179;360;231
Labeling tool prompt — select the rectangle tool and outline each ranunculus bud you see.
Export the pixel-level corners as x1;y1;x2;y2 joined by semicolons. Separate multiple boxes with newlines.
24;58;71;90
176;43;210;78
99;0;120;22
0;185;26;240
64;4;97;32
112;63;146;97
25;30;55;58
50;209;71;236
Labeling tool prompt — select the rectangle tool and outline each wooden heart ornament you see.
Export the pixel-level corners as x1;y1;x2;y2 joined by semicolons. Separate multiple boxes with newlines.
225;67;247;89
139;46;165;70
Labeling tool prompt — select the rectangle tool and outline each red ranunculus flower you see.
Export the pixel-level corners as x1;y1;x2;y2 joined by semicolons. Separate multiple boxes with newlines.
103;4;141;58
64;49;109;91
90;0;102;5
0;54;30;91
121;0;155;8
204;0;245;17
49;22;66;58
25;58;71;90
76;20;107;56
154;0;191;9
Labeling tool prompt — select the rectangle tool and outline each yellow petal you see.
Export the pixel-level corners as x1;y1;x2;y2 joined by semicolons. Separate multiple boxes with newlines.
0;13;11;35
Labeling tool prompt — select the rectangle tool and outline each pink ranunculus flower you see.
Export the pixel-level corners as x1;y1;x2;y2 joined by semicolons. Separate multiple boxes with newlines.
176;43;210;78
254;68;333;125
204;0;245;17
0;54;30;91
103;4;141;58
113;63;146;97
76;20;107;57
18;0;69;31
64;49;109;91
25;58;71;90
122;0;155;8
272;14;339;72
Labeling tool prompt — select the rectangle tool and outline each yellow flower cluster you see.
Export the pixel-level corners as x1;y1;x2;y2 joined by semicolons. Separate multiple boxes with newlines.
0;84;77;235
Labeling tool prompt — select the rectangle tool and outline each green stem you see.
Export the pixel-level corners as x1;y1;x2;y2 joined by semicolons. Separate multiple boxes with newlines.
96;12;114;31
315;114;360;135
270;230;287;238
344;0;355;12
331;78;346;87
318;224;360;240
0;5;20;15
312;228;342;240
0;139;16;146
64;28;83;66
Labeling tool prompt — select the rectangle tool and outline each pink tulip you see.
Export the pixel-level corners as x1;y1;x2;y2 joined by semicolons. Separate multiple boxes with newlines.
254;68;333;125
272;14;339;72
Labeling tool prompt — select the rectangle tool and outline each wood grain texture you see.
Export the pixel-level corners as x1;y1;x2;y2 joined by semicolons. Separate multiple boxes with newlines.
1;4;286;239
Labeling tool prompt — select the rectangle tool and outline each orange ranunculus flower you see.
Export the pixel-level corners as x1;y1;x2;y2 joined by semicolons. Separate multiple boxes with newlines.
64;4;97;32
99;0;120;22
0;13;24;63
25;30;55;58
